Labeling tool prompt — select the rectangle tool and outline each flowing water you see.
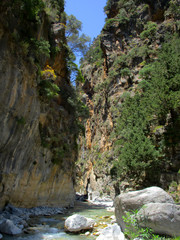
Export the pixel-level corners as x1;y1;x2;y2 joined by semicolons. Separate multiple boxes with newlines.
3;201;114;240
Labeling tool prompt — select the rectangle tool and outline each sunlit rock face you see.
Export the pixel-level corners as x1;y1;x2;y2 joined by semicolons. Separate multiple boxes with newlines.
77;0;180;197
0;2;76;209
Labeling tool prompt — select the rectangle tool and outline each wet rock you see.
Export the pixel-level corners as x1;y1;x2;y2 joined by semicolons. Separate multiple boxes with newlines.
64;214;95;232
114;186;174;231
137;203;180;237
96;223;125;240
0;219;22;235
48;227;59;233
3;204;64;219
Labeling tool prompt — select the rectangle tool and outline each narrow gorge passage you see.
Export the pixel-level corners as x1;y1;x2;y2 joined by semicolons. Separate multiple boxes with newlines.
0;0;179;239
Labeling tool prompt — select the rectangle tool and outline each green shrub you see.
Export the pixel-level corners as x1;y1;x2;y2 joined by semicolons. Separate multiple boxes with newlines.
117;8;129;24
39;81;60;99
104;9;129;30
104;0;112;13
83;37;103;64
31;38;51;58
39;65;60;100
123;210;172;240
140;21;157;40
121;68;131;77
165;0;180;20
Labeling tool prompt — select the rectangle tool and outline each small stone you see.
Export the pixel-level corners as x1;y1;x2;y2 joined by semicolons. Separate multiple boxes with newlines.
85;231;90;236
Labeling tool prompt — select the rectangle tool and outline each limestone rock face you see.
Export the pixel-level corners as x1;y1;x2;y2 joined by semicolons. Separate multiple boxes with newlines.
137;203;180;237
64;214;95;232
0;2;76;209
114;187;174;231
78;0;180;196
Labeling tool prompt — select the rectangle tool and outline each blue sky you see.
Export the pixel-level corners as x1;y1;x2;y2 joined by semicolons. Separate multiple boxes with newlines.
65;0;107;41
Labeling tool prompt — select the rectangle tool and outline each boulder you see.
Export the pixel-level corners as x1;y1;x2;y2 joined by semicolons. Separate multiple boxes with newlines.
137;203;180;237
64;214;95;232
114;186;174;231
0;219;22;235
96;223;125;240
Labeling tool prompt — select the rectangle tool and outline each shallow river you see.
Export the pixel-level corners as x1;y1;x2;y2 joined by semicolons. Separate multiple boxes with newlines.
3;202;114;240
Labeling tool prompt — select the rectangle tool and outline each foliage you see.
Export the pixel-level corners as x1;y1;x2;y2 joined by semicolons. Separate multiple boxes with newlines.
112;36;180;183
104;0;137;17
67;93;89;120
66;14;91;56
140;21;157;40
121;68;131;77
67;61;85;84
123;210;172;240
12;0;45;21
104;10;129;30
65;14;91;84
82;36;103;65
117;8;129;24
39;65;60;100
41;65;57;81
165;0;180;20
113;93;161;180
31;38;51;59
104;0;113;13
44;0;65;21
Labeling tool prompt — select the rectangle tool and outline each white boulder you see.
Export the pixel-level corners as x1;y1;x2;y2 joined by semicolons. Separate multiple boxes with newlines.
64;214;95;232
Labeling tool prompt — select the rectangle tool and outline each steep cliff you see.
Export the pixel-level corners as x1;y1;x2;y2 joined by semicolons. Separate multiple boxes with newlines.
0;0;79;208
77;0;180;198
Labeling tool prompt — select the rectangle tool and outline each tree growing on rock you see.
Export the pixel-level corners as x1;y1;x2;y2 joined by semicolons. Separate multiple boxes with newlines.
112;35;180;186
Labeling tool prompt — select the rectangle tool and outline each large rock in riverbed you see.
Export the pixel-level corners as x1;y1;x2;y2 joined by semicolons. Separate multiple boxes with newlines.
114;186;174;231
0;219;22;235
64;214;95;232
137;203;180;237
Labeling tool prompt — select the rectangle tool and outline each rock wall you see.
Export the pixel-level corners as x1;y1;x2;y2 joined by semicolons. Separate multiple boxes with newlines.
77;0;180;197
0;1;77;208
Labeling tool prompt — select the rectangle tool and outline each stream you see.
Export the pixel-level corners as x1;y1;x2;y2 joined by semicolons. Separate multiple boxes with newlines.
3;201;114;240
